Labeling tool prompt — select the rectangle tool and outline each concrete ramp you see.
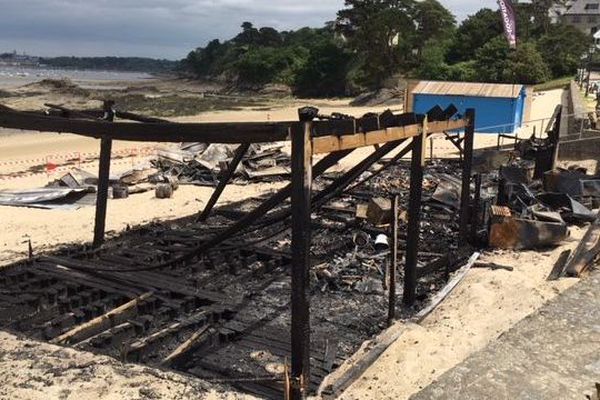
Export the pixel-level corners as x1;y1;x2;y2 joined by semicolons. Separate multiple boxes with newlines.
411;271;600;400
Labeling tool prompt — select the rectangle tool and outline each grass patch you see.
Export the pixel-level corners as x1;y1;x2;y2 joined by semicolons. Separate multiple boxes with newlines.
534;76;573;92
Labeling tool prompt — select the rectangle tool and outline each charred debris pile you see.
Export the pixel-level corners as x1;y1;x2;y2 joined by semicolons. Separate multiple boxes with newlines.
0;157;468;399
0;102;599;398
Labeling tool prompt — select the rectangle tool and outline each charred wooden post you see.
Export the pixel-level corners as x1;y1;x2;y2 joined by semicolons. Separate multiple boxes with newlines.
459;108;475;246
197;143;250;222
470;173;482;244
403;119;426;307
93;101;115;248
388;194;399;325
290;122;312;399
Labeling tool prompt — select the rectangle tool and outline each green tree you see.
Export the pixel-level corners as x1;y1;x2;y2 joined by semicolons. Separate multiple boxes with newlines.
448;8;503;63
336;0;417;88
503;42;550;83
184;39;225;77
258;27;283;47
416;40;450;80
536;25;590;77
414;0;456;46
446;61;477;81
473;36;510;82
294;41;351;97
234;22;261;46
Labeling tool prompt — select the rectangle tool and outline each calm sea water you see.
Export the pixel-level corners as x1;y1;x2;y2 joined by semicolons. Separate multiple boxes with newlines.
0;65;153;89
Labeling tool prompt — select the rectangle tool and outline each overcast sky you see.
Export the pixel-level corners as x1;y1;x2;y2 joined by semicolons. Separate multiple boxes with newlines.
0;0;497;60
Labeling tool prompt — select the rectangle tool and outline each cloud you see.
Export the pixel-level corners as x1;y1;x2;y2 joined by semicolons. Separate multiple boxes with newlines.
0;0;497;59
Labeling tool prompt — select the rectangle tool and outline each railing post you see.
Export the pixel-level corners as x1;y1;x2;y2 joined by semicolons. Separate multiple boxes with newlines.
290;121;312;399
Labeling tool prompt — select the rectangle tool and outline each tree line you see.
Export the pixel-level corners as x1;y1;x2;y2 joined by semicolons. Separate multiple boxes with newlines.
39;57;178;73
182;0;590;97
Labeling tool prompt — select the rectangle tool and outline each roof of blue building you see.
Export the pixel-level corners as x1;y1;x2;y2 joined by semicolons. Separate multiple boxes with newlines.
412;81;524;99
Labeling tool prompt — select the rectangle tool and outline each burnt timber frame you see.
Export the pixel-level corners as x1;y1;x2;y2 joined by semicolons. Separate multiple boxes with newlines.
0;104;474;399
196;143;250;222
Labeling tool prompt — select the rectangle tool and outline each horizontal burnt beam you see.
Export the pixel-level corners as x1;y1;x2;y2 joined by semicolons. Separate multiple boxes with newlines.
312;119;467;154
0;106;465;146
0;108;293;143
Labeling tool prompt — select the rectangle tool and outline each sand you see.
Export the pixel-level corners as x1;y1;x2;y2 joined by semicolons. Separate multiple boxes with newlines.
0;86;580;400
0;331;256;400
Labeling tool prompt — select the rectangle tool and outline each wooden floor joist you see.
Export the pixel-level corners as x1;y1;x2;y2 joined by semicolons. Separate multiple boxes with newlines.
50;291;153;345
161;325;212;366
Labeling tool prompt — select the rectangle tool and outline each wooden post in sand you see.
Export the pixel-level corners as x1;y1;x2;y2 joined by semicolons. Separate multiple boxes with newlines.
93;101;115;248
290;121;312;399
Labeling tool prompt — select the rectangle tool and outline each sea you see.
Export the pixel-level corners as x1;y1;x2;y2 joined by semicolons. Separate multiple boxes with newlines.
0;65;153;89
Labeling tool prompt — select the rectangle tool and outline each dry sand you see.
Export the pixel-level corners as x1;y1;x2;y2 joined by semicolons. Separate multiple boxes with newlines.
0;87;581;400
0;330;257;400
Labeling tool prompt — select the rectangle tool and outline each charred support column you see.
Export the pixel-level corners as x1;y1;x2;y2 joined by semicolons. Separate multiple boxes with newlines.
388;194;399;325
197;143;250;222
93;101;115;248
470;174;482;244
403;118;426;307
458;109;475;246
290;121;312;399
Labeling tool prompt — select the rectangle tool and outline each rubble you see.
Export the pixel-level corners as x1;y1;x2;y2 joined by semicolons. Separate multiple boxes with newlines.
152;142;290;185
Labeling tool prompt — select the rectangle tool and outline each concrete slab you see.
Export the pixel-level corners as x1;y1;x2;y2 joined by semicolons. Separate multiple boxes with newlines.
411;271;600;400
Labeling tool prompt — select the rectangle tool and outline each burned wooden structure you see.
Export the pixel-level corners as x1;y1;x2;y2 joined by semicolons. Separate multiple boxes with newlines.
0;103;475;398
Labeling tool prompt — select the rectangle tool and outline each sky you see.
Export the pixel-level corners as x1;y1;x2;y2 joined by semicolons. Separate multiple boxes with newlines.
0;0;496;60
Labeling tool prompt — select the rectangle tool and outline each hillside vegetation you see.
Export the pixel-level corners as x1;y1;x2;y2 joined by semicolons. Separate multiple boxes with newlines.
182;0;590;97
40;56;178;73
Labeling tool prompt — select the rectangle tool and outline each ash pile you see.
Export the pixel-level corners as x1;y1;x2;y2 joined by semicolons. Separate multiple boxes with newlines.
152;142;290;185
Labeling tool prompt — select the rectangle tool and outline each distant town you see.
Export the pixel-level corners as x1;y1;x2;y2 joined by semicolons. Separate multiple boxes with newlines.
0;51;40;67
0;51;177;73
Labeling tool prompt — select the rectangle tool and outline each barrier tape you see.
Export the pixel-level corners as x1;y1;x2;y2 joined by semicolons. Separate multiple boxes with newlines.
0;147;157;182
0;146;155;167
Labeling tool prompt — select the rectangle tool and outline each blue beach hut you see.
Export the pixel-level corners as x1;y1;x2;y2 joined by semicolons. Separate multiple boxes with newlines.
408;80;530;134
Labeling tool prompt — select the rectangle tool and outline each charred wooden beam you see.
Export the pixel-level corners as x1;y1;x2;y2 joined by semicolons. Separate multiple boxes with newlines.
93;137;112;248
50;292;153;345
312;140;406;207
93;101;115;248
565;212;600;277
290;121;312;399
161;325;213;366
197;143;251;222
547;250;571;280
0;107;292;143
471;173;482;244
311;119;466;154
459;109;475;246
114;110;170;124
388;195;399;326
188;147;353;260
44;103;104;120
261;138;413;227
403;119;426;307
